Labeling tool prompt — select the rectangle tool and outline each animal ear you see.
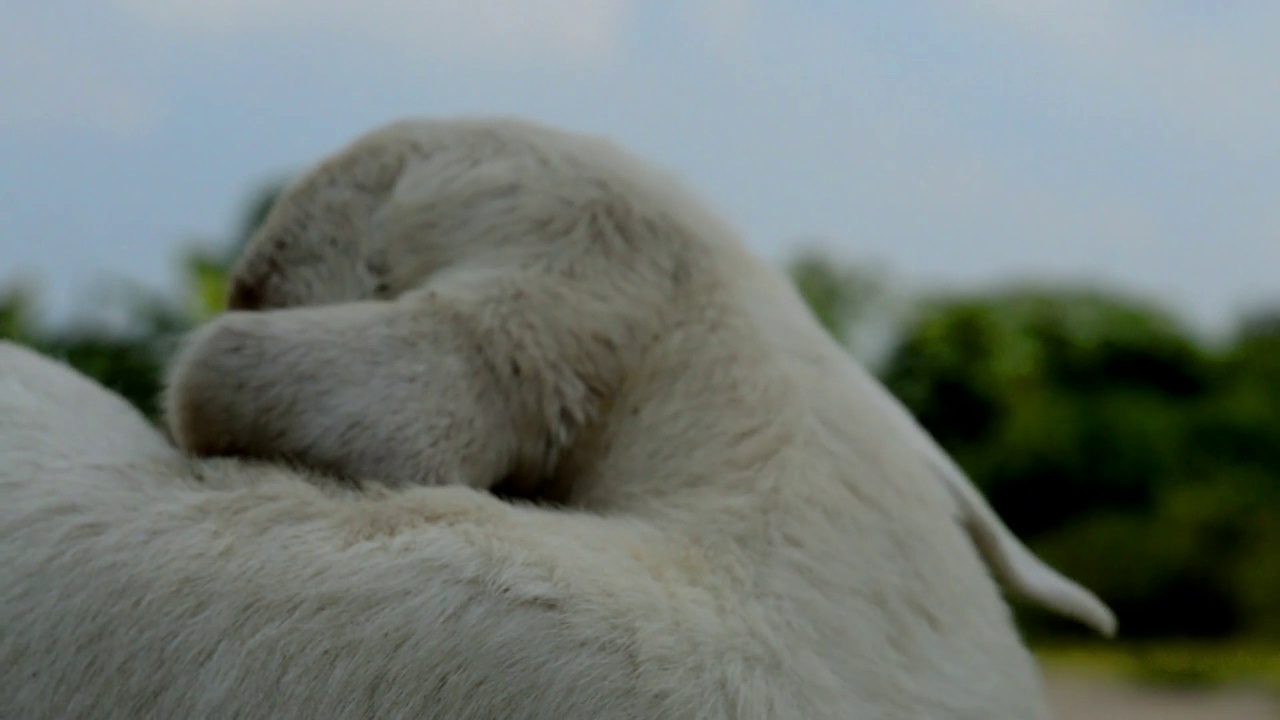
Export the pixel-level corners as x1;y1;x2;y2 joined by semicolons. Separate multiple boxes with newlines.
928;448;1118;637
362;159;452;297
864;371;1118;637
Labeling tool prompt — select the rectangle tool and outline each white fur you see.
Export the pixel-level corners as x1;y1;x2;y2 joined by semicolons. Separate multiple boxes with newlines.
1;117;1113;719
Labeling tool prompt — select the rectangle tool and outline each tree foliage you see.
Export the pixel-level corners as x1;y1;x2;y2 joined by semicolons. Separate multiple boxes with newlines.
876;285;1280;640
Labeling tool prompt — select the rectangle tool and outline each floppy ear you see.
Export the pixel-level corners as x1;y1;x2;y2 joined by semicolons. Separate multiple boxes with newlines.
859;363;1118;637
226;140;414;312
928;442;1118;637
361;156;547;301
360;158;452;300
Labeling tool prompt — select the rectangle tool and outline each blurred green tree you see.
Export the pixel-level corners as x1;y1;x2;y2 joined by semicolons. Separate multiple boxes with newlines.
857;285;1279;640
880;288;1213;538
0;282;38;344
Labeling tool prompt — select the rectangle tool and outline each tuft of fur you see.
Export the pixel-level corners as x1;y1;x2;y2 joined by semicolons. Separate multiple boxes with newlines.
1;116;1114;719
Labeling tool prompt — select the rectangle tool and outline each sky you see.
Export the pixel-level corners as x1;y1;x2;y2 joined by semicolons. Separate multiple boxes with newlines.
1;1;1277;336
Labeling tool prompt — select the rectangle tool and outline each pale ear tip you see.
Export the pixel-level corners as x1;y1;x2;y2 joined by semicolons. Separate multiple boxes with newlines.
1084;604;1119;639
1098;614;1119;639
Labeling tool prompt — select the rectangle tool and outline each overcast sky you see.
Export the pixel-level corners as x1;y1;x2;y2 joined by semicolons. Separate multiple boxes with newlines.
2;1;1276;335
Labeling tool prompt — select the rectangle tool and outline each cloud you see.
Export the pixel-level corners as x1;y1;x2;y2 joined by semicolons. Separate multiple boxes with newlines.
944;1;1280;152
116;0;633;65
689;0;756;52
0;12;161;135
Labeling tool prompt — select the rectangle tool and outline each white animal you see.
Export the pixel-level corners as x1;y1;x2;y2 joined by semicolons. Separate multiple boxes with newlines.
0;116;1114;720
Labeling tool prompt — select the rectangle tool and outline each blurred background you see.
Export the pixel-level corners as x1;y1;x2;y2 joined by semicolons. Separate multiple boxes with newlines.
2;2;1277;716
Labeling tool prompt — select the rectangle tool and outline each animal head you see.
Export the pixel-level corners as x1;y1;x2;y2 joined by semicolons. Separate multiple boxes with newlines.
226;123;412;312
226;117;667;313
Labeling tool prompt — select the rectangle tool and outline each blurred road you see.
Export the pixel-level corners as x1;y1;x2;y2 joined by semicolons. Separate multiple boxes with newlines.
1045;672;1278;720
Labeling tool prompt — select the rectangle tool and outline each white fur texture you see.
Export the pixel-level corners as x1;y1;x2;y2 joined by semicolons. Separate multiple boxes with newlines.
1;117;1114;719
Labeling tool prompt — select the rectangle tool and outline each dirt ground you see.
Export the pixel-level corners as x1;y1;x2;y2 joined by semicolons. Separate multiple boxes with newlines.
1044;671;1279;720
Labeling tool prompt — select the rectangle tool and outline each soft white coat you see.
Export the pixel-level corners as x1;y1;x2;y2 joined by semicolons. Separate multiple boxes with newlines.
0;117;1114;719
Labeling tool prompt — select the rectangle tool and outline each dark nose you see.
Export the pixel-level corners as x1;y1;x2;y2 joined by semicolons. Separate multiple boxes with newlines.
226;277;265;311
